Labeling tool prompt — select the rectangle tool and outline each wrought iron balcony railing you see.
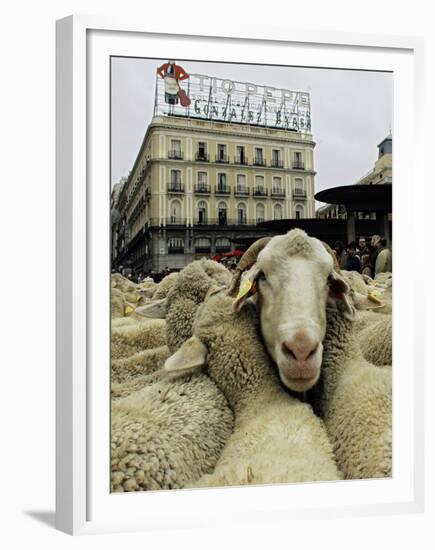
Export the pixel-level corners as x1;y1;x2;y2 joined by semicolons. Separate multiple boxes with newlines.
194;185;211;194
271;159;284;168
215;185;231;195
234;186;250;196
215;154;229;163
253;157;266;167
253;188;268;197
293;189;307;198
271;188;285;197
168;150;183;160
292;161;305;170
195;152;209;162
167;183;184;193
234;156;248;165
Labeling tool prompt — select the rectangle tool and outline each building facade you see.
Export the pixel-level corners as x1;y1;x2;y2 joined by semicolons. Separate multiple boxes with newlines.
112;74;317;272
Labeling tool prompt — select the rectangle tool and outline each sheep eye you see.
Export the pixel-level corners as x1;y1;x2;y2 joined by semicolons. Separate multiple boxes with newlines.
258;273;267;283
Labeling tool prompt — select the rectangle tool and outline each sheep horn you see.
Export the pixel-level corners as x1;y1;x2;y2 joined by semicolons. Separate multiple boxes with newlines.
227;237;272;297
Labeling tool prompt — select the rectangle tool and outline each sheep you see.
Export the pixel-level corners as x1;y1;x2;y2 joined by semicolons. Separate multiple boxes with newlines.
225;229;391;480
111;287;127;319
111;320;167;360
111;372;234;492
136;259;232;353
356;314;392;366
165;292;342;487
308;308;392;479
111;345;170;385
151;272;180;300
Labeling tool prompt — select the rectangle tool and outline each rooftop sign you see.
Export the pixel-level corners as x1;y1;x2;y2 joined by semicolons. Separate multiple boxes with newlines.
154;68;311;133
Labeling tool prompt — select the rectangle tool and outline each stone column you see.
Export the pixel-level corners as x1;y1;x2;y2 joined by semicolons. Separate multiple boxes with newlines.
346;210;356;243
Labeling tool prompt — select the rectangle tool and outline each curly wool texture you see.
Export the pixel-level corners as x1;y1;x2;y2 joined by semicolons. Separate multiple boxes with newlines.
111;373;234;492
111;288;126;319
165;260;232;352
111;345;170;385
309;309;392;480
151;272;180;300
111;320;167;360
177;294;341;488
357;315;392;366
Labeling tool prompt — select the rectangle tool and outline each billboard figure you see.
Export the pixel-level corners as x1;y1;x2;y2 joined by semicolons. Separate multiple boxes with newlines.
157;60;191;108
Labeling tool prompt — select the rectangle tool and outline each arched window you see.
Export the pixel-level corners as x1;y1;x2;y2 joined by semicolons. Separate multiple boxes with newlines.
256;203;265;223
195;237;211;251
216;237;231;252
237;202;247;225
197;200;208;224
217;201;227;226
273;203;283;220
170;200;182;223
295;204;304;220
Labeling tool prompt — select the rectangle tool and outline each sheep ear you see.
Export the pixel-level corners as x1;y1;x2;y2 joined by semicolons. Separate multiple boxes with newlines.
164;336;208;374
233;264;261;313
352;291;385;310
124;303;135;316
328;270;356;321
138;287;157;299
135;298;167;319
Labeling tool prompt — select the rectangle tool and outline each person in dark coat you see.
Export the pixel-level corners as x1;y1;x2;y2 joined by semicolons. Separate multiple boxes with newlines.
344;242;361;273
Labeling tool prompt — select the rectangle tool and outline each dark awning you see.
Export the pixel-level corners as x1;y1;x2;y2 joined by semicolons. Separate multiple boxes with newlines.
315;184;392;213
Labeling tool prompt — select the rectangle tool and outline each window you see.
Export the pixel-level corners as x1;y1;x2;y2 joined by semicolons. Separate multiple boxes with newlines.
197;200;208;224
236;174;247;192
217;202;227;225
197;141;207;160
254;147;264;165
293;178;305;196
256;203;265;223
236;145;246;164
274;204;283;220
197;171;208;190
237;203;247;225
170;139;182;159
272;149;282;167
170;169;181;185
294;151;304;169
217;173;227;190
170;200;182;223
216;237;230;249
255;175;265;193
168;238;184;250
217;144;227;161
195;237;211;250
272;176;283;193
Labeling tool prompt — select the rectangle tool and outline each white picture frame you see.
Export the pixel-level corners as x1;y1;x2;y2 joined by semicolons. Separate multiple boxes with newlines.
56;15;425;535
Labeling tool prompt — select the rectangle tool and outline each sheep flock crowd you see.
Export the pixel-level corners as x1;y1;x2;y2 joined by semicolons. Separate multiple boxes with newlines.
111;229;392;492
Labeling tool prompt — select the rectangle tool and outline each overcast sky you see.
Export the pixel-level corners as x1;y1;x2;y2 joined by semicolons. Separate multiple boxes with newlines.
111;57;392;202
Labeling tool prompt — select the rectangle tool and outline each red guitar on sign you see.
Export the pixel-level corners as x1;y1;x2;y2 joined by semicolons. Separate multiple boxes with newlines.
157;61;191;107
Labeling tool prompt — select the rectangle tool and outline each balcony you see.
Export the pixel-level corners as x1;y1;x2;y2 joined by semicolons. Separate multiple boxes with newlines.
168;247;185;254
271;159;284;168
194;184;211;194
215;154;229;164
195;152;209;162
234;156;248;165
271;188;285;198
253;157;266;167
168;150;183;160
292;161;305;170
215;185;231;196
167;182;184;193
253;188;268;197
234;186;250;197
293;189;307;198
194;217;257;227
166;217;186;225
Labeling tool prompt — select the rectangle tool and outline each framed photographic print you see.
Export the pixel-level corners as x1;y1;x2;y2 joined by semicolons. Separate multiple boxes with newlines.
56;15;425;535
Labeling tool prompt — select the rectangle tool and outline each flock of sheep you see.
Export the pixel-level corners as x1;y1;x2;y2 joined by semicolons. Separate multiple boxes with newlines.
110;229;393;492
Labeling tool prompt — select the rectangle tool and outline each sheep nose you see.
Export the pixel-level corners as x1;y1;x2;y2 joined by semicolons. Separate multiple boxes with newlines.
282;338;319;363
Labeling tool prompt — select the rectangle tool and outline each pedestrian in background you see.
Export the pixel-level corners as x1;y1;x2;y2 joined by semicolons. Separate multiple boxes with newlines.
375;237;392;275
333;240;348;270
345;242;361;273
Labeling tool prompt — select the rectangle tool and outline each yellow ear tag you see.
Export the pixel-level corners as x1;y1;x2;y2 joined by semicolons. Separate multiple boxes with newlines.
368;290;383;304
237;278;253;300
124;305;134;315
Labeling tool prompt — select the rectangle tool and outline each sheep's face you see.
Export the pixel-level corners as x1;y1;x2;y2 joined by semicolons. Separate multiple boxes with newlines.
234;230;354;392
